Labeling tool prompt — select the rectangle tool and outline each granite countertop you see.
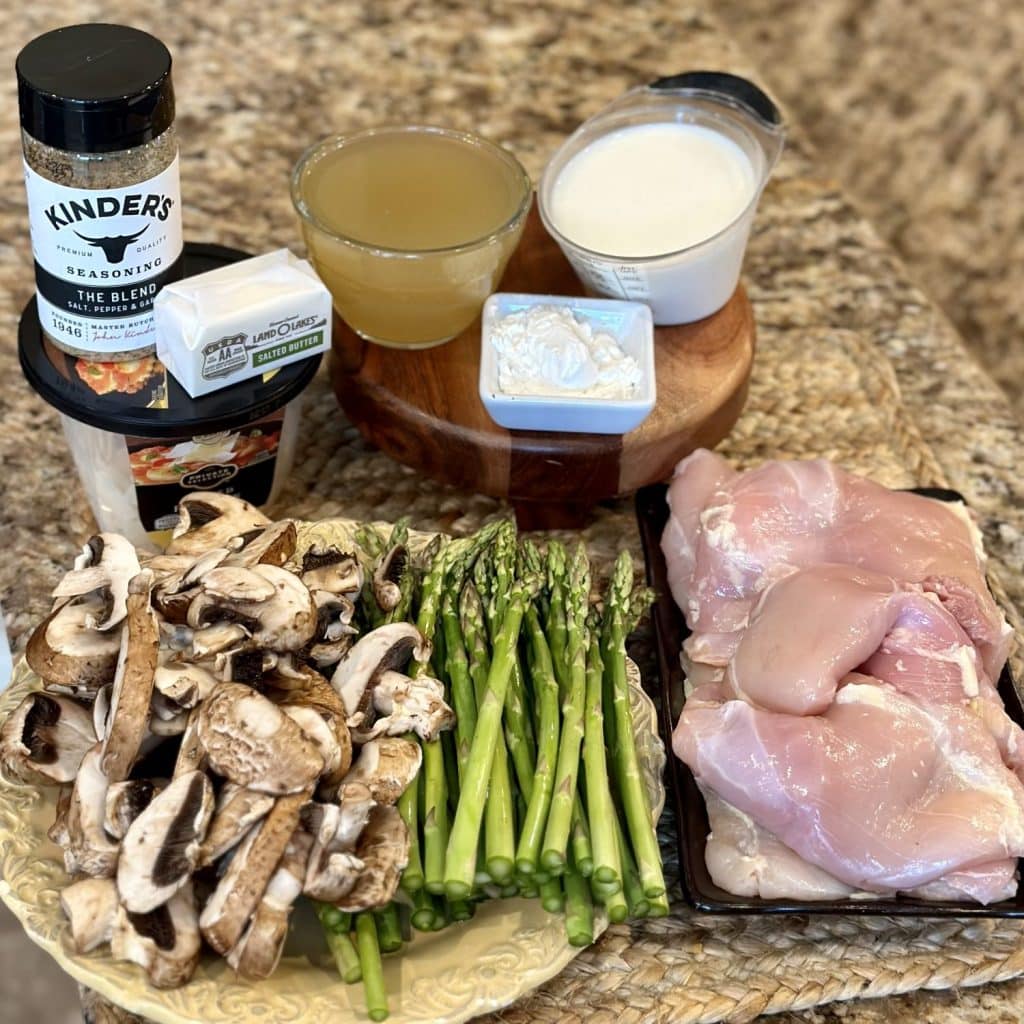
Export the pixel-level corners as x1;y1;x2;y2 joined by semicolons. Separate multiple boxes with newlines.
2;2;1024;1022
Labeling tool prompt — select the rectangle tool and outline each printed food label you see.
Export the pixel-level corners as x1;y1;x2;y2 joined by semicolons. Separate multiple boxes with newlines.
24;156;184;356
125;418;282;532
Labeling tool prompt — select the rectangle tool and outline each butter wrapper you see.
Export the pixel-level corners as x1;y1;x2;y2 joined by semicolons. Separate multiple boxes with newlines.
154;249;331;397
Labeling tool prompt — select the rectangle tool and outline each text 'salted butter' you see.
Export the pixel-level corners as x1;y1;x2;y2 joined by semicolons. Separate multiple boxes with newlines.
154;249;332;397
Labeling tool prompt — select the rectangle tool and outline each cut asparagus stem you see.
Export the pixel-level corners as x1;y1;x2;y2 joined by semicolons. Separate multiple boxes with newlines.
410;888;436;931
539;876;564;913
515;606;561;876
563;866;595;947
604;552;666;900
430;894;450;931
519;880;539;899
485;745;515;883
599;879;629;924
356;913;389;1022
316;904;361;983
445;570;538;900
449;899;475;922
583;625;622;891
397;774;424;894
614;808;650;919
373;904;403;954
541;543;590;873
647;892;670;918
570;797;594;878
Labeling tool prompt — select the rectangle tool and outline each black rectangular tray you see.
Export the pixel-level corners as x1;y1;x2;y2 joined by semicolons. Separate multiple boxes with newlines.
636;481;1024;917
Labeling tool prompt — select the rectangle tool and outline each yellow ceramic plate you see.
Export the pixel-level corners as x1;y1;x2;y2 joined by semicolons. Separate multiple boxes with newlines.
0;519;666;1024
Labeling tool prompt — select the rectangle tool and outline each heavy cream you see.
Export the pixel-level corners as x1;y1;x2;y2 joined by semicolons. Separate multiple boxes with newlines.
547;122;757;258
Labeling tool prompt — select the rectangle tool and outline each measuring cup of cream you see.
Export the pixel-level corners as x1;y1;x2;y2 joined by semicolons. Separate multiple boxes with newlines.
539;71;785;324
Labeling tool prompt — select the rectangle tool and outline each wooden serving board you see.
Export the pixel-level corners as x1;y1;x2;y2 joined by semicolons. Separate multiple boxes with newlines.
330;204;755;527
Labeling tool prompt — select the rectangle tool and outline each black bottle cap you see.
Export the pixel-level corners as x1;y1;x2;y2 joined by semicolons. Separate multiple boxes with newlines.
17;23;174;154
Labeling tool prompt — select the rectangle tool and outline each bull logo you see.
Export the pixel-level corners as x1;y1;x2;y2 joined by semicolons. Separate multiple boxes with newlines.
74;225;149;264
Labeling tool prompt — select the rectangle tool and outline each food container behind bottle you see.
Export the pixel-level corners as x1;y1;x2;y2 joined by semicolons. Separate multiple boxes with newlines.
19;243;319;550
539;72;785;325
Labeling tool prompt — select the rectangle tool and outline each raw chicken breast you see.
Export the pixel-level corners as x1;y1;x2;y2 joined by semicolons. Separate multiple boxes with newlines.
661;450;1010;679
675;679;1024;901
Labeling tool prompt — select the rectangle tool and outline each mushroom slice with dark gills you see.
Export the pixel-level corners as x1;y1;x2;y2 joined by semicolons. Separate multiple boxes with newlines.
153;652;219;709
214;648;274;686
225;520;297;569
372;542;409;612
25;598;122;695
330;623;429;721
227;828;313;980
51;533;141;631
351;670;455;744
167;493;270;557
196;783;275;869
306;590;358;669
104;779;156;840
111;883;202;989
197;683;323;795
342;736;422;806
117;771;214;913
0;692;96;785
100;571;159;782
188;564;318;652
335;804;409;914
65;745;120;877
149;547;232;623
302;783;376;901
199;789;309;956
61;876;119;954
299;546;364;597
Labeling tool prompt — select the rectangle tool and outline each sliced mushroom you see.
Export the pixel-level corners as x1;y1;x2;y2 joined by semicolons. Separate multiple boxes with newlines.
173;708;206;778
188;564;318;652
153;653;219;709
0;692;96;785
111;883;201;989
168;494;270;557
151;548;232;623
52;533;141;631
100;572;159;782
117;770;214;914
199;790;308;956
351;670;455;744
61;876;119;954
92;685;112;741
65;745;119;877
299;547;363;596
49;784;73;848
330;623;428;719
372;543;408;612
226;521;297;568
190;622;251;659
302;783;376;902
335;804;409;913
227;829;312;980
197;683;323;795
342;736;422;806
281;705;343;788
196;784;275;869
25;599;122;694
104;779;156;840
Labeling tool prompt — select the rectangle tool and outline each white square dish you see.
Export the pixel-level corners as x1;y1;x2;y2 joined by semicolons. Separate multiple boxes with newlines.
479;293;656;435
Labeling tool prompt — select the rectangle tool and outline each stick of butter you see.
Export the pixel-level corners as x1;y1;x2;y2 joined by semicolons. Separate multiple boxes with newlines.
154;249;332;397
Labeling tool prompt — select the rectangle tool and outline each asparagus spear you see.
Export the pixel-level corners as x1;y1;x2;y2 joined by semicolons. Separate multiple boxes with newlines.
604;552;666;899
442;585;476;780
355;912;389;1021
485;744;516;883
515;606;560;876
563;866;594;947
541;543;590;873
316;904;361;983
410;888;436;931
445;570;539;899
373;904;403;954
583;624;621;891
598;880;629;924
397;777;424;894
539;876;564;913
570;798;594;878
614;807;650;919
544;540;571;694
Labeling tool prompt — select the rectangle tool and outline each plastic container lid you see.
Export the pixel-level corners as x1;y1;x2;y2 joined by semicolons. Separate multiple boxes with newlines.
17;23;175;154
19;242;322;439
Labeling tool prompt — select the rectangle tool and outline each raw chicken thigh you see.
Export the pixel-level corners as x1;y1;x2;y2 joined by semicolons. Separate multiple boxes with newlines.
663;450;1022;904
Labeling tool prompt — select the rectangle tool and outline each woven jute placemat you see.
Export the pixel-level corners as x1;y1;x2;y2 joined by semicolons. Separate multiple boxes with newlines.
81;325;1024;1023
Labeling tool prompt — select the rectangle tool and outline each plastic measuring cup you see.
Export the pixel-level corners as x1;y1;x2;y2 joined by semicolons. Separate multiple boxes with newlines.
538;71;785;325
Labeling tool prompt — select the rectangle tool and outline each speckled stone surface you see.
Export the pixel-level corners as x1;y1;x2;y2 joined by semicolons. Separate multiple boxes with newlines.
1;3;1024;1023
715;0;1024;419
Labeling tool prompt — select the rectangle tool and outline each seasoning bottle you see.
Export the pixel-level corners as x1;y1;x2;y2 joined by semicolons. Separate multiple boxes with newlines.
17;23;183;359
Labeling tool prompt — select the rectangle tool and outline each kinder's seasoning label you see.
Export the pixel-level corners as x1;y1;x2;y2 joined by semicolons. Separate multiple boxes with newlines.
126;419;283;532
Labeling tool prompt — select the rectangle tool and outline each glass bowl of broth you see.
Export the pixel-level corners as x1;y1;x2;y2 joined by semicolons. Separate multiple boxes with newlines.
291;125;532;349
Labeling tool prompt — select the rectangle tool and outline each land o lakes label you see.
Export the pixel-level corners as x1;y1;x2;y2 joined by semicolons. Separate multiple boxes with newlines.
24;157;183;356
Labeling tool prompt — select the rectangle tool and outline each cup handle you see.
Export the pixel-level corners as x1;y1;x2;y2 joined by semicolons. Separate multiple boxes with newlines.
648;70;782;127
